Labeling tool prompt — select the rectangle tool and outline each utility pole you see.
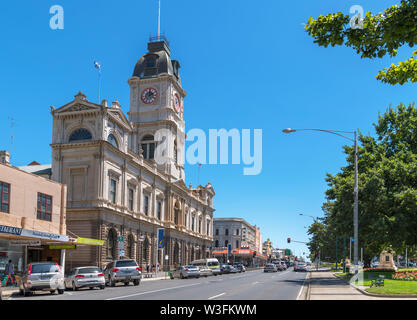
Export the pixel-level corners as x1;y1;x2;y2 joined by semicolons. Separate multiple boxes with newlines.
343;236;346;273
336;235;338;270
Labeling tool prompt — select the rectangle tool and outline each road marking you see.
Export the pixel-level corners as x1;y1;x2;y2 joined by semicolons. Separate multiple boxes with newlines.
296;273;308;300
208;292;226;300
105;282;201;300
252;281;259;285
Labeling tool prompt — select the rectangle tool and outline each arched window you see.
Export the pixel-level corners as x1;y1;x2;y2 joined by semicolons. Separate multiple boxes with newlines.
225;240;229;247
106;229;117;259
127;234;135;259
69;128;92;142
174;202;180;225
108;134;118;148
141;135;155;160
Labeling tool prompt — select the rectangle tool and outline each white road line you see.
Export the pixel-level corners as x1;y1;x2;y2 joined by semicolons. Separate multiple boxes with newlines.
208;292;226;300
105;282;201;300
252;281;259;285
296;273;308;300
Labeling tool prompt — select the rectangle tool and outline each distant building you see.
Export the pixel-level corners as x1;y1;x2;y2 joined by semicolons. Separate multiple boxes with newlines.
263;238;273;257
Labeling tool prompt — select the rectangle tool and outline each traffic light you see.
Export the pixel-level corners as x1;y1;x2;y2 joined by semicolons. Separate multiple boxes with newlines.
287;238;291;243
253;251;257;257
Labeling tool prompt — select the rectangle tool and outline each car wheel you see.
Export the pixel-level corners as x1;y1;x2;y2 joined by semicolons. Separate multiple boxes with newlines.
133;279;140;286
90;287;94;290
109;277;115;287
170;274;174;280
72;282;79;291
19;289;24;296
50;290;56;295
180;274;184;279
58;289;64;295
100;285;105;290
124;282;129;286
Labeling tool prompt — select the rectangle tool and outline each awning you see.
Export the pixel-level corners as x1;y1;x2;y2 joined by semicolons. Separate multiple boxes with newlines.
0;224;75;245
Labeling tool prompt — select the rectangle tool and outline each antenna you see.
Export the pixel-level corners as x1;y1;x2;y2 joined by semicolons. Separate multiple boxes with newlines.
158;0;161;40
8;117;14;162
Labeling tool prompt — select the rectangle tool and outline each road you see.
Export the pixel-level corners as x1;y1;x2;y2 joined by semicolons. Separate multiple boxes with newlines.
10;268;308;300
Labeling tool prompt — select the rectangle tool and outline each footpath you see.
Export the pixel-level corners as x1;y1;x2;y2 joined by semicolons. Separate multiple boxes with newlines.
306;269;415;300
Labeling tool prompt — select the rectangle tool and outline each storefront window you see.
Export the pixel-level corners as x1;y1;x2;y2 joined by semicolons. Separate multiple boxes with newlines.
0;240;24;283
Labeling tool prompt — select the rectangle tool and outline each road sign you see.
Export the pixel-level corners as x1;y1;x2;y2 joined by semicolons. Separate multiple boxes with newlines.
118;236;124;242
119;249;125;257
118;242;124;250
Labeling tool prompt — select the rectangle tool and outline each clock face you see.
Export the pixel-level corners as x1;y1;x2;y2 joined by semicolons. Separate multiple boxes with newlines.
141;87;158;104
174;94;181;113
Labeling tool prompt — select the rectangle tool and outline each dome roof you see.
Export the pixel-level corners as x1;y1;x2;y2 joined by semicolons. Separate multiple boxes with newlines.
132;39;181;81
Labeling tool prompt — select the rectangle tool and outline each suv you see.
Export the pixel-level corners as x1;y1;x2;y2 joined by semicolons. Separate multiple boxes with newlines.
103;259;141;287
19;262;65;296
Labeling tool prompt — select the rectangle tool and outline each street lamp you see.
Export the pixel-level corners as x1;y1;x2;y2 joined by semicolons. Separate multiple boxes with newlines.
283;127;359;276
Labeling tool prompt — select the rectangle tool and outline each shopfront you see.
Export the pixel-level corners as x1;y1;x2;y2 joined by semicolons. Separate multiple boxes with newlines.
0;224;74;287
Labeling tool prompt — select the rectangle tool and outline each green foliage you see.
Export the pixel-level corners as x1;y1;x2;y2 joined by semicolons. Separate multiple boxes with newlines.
307;103;417;266
305;0;417;85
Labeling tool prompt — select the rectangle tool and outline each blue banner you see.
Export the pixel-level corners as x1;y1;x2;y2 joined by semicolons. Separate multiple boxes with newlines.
157;228;164;249
227;243;232;255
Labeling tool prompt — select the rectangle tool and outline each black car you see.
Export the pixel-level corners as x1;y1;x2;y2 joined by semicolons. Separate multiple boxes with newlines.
220;264;232;274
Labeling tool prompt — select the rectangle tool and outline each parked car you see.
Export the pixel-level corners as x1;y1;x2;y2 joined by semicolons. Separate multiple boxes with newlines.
19;262;65;296
294;263;307;272
233;263;246;272
103;259;141;287
229;265;240;273
280;261;287;270
198;265;213;277
65;266;105;290
264;264;278;272
170;265;200;279
220;264;232;274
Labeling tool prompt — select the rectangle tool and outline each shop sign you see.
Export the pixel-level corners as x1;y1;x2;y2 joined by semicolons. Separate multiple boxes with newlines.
49;245;76;250
76;238;104;246
20;229;69;242
10;240;41;246
0;225;22;236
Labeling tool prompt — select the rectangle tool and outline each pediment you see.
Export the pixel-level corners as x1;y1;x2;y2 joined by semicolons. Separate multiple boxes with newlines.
107;108;132;130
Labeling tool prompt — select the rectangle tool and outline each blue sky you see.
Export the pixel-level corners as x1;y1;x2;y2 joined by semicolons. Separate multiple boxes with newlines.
1;0;416;260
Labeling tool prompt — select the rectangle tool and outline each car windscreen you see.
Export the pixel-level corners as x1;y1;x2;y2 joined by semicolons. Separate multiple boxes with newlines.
31;264;60;273
208;261;219;267
115;260;138;267
184;266;197;269
78;267;101;274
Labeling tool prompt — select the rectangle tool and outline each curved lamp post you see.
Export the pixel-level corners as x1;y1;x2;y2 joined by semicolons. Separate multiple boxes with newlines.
283;128;359;276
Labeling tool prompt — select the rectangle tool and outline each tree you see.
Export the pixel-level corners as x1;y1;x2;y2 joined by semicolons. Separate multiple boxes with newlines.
305;0;417;85
307;103;417;266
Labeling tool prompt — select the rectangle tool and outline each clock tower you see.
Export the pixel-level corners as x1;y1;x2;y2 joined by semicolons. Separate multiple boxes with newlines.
128;36;186;181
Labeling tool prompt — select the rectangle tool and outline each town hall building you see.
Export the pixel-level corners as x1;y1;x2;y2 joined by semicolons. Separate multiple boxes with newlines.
50;36;215;271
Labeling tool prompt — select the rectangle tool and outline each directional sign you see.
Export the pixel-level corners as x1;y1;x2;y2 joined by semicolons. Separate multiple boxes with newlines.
118;236;124;242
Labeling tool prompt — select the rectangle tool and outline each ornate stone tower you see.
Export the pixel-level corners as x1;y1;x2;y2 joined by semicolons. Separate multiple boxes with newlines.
128;36;186;181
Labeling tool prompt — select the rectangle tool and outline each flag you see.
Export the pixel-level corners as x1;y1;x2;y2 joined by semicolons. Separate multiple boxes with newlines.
94;61;101;70
198;163;202;167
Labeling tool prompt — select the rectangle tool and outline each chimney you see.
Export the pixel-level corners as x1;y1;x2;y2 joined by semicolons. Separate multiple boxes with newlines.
0;151;10;165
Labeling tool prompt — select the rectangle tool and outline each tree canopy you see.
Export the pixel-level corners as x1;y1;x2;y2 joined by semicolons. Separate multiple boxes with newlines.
305;0;417;85
307;104;417;266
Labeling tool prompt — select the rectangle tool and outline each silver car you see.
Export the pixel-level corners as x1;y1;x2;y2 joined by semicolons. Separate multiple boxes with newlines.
264;264;278;272
199;266;213;277
170;265;200;279
19;262;65;296
104;259;141;287
65;266;105;291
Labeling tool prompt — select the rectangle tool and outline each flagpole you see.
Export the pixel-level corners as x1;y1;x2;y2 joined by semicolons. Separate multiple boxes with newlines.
158;0;161;40
98;67;101;103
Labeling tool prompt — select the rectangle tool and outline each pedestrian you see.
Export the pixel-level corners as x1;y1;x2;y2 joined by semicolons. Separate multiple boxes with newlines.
146;263;150;273
5;260;15;287
152;264;155;272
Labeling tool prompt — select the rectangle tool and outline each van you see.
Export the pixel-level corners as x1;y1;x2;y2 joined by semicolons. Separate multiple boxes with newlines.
191;258;221;276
